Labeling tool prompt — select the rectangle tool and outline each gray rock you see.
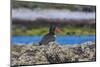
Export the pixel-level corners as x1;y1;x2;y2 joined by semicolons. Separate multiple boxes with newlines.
11;41;96;66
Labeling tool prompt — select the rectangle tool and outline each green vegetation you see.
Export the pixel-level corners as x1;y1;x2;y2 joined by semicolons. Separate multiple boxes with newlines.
12;0;95;12
12;27;95;36
12;0;77;10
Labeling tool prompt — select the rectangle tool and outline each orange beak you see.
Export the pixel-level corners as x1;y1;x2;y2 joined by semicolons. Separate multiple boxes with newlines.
55;27;63;33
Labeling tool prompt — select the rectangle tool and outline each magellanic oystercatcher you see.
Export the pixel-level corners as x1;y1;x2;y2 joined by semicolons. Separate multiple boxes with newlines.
39;24;62;45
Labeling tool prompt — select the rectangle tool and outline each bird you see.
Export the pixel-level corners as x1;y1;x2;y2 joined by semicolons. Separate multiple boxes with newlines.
39;24;62;45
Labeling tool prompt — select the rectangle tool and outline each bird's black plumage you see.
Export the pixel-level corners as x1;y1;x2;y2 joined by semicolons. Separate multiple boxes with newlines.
39;25;56;45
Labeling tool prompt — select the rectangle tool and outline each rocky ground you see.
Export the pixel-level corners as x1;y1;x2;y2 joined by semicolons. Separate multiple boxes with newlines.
11;42;96;66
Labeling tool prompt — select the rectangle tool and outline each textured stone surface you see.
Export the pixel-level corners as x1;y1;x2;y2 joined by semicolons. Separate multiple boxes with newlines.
11;42;96;66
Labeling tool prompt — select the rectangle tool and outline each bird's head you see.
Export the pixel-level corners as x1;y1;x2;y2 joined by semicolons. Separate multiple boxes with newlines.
49;24;62;34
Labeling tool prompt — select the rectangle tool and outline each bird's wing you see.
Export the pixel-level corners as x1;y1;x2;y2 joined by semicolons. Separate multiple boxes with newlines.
39;34;55;45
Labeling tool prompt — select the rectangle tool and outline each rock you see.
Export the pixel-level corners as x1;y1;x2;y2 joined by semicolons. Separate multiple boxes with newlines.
11;41;96;66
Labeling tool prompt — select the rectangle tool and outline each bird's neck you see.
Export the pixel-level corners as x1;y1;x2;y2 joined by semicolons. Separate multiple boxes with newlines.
48;32;55;35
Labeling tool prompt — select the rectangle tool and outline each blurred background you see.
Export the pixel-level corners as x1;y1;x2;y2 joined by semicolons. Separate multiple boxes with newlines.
12;0;96;45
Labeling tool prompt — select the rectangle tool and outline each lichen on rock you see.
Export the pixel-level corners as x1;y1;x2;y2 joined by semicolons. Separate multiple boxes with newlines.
11;42;96;66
